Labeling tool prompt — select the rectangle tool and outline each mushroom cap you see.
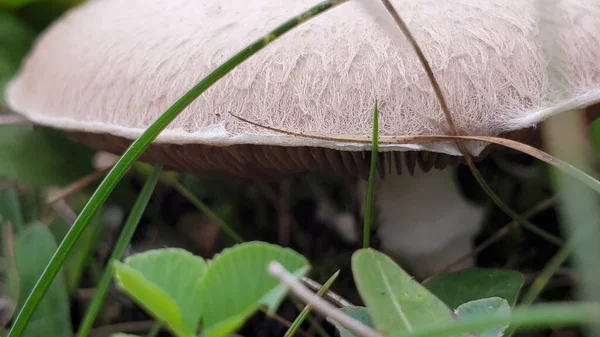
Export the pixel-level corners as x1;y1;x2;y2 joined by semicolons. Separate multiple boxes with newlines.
5;0;600;178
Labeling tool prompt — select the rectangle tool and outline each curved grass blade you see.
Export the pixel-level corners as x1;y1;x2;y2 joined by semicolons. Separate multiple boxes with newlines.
76;164;163;337
467;166;562;246
6;2;348;336
392;302;599;337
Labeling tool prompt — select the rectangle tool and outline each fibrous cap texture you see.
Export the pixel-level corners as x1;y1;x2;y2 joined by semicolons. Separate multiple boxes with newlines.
6;0;600;156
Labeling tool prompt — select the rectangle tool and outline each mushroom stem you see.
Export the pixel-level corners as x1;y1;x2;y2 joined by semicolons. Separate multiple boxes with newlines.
357;166;486;279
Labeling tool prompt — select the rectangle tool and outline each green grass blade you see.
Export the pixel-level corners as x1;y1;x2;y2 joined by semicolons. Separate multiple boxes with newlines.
6;2;347;336
76;164;163;337
390;302;599;337
363;102;379;249
61;213;105;295
520;242;573;306
285;271;339;337
503;241;573;337
146;323;162;337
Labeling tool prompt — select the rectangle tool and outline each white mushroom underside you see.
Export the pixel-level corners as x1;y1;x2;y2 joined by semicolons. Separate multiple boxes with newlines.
6;0;600;156
357;168;486;277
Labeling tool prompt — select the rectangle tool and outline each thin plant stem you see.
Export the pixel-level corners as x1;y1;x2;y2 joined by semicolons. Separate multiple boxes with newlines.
47;169;109;204
300;277;353;308
285;270;340;337
6;3;348;335
468;165;563;247
161;174;244;244
76;164;163;337
227;113;600;198
363;102;379;249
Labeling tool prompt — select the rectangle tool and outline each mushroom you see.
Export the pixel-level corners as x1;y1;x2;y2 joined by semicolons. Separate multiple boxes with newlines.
5;0;600;277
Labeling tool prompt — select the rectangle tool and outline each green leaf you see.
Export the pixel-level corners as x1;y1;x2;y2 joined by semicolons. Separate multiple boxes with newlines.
330;307;375;337
0;126;95;187
351;249;461;337
200;242;310;337
0;186;23;232
455;297;511;337
114;248;206;337
424;269;524;308
0;11;36;104
14;223;72;337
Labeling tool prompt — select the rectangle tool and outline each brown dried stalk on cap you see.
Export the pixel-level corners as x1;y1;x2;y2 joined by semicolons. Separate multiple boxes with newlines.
5;0;600;277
